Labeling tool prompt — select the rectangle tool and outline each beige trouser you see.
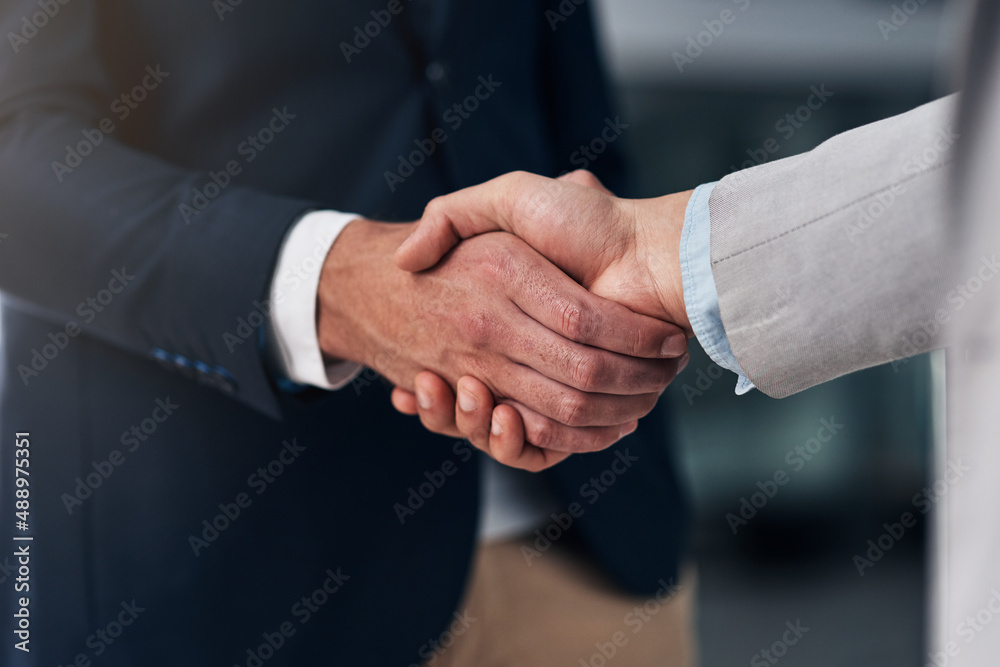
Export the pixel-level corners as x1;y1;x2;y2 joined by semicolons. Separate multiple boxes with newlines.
426;536;697;667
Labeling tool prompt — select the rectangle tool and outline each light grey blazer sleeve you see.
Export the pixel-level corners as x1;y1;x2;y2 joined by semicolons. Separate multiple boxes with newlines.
709;95;958;398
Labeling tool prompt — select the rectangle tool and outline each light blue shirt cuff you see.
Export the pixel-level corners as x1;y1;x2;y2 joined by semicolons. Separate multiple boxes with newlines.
679;182;756;395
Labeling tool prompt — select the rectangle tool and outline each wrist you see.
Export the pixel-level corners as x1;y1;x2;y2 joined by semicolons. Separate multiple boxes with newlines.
316;218;415;364
630;190;694;336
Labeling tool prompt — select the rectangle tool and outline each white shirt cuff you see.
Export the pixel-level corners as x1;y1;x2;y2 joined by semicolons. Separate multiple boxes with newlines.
267;210;364;390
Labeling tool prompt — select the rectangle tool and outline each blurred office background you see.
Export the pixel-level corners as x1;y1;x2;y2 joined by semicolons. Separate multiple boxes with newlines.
0;3;958;663
591;0;961;664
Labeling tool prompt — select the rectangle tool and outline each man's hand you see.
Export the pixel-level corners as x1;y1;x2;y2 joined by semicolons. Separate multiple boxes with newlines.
389;171;694;466
320;218;688;471
395;170;693;333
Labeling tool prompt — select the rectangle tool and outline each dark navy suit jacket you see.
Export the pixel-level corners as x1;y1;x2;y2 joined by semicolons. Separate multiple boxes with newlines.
0;1;689;664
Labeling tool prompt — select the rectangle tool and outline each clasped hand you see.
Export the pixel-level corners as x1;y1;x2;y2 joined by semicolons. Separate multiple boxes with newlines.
388;170;694;470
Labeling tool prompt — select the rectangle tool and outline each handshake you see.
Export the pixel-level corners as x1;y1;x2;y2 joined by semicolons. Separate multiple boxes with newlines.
318;170;696;471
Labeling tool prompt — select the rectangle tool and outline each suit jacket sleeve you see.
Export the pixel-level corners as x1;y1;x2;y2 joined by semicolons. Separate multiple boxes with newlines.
0;1;320;419
708;95;958;398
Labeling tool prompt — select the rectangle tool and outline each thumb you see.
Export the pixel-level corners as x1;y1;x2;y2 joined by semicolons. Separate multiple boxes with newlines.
394;172;548;272
393;208;464;273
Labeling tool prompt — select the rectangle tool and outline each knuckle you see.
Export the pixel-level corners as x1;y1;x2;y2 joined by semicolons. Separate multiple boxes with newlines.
420;196;444;223
459;310;495;347
556;391;590;428
631;359;672;393
557;299;593;342
646;371;671;395
626;321;653;357
531;419;560;450
569;351;607;391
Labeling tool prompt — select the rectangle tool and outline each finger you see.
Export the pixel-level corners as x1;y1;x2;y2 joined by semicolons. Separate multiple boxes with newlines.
503;243;688;359
454;376;500;450
486;359;661;428
391;387;419;415
503;399;637;455
412;371;462;439
502;307;683;395
395;171;555;272
452;377;566;472
557;169;614;196
485;403;526;463
491;404;571;472
447;374;635;461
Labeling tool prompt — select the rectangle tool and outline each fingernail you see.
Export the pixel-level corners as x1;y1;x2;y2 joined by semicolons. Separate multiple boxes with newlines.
416;386;432;410
678;352;691;373
458;385;479;413
661;334;687;357
491;413;505;436
620;421;638;438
